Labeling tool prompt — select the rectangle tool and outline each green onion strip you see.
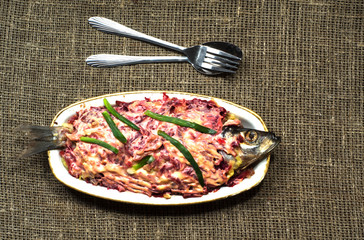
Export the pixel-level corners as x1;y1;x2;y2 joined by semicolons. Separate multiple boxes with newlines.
132;155;155;170
80;137;119;154
157;130;205;187
104;98;140;131
144;110;216;134
102;111;127;144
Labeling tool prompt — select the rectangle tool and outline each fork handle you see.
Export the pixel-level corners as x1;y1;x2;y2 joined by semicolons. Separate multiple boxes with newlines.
86;54;188;67
88;17;186;53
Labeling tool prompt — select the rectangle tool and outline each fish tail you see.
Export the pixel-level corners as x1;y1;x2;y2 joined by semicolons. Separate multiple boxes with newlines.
16;125;65;158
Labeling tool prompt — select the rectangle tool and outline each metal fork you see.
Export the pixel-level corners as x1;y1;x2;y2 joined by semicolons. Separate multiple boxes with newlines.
86;17;242;75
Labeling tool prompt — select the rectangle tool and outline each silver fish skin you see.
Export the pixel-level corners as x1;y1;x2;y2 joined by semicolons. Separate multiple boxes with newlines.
220;125;281;170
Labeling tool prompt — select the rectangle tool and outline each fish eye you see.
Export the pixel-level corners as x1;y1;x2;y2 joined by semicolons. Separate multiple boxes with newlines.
245;130;258;143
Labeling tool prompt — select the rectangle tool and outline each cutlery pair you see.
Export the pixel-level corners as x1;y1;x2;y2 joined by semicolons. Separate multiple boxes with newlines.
86;17;242;75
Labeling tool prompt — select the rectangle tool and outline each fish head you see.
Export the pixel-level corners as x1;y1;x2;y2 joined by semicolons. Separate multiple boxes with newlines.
221;126;281;169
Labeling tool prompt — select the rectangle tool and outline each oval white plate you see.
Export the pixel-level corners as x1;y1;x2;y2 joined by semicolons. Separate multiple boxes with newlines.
49;91;270;205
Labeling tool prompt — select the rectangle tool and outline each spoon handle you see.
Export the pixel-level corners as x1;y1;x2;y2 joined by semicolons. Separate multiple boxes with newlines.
88;17;186;53
86;54;188;68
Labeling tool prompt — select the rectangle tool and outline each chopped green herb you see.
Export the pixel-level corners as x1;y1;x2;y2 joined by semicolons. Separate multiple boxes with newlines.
157;130;205;187
80;137;119;154
132;155;155;170
104;98;140;131
102;111;127;144
144;110;216;134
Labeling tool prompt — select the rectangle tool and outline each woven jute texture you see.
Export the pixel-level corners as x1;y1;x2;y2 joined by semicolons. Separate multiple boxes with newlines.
1;0;363;239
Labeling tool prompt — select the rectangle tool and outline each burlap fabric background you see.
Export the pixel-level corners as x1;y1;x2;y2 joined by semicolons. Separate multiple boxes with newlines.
1;0;362;239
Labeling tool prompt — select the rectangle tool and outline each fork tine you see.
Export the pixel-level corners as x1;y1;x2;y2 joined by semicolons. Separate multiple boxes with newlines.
204;53;240;66
205;53;240;66
204;46;241;60
203;58;238;70
200;62;236;74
